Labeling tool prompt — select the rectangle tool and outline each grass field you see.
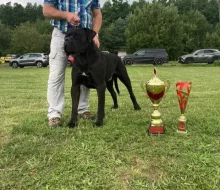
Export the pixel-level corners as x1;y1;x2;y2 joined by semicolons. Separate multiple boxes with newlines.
0;63;220;189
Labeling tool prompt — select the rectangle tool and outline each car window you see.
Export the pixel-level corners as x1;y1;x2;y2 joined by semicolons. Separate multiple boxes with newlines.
197;50;204;54
147;50;164;55
135;50;145;55
30;54;38;58
22;54;30;59
145;52;154;56
146;49;167;55
204;50;214;54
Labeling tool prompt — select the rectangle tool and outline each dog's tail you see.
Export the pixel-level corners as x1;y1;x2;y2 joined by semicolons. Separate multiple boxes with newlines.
114;76;120;94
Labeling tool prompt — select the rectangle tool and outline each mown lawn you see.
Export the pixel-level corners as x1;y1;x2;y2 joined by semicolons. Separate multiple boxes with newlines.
0;63;220;190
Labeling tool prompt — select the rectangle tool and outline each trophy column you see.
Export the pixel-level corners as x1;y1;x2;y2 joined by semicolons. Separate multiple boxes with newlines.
176;82;192;133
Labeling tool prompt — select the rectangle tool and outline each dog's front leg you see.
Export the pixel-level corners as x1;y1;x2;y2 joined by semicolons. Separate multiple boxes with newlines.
68;85;80;128
95;83;106;127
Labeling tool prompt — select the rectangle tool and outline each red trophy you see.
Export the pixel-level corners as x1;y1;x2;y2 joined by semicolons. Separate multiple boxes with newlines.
141;68;170;135
176;82;192;133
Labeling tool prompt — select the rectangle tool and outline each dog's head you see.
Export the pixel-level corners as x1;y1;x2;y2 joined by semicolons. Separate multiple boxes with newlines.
64;28;97;56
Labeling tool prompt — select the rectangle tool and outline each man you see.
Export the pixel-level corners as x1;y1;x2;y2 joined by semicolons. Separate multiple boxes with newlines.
43;0;102;127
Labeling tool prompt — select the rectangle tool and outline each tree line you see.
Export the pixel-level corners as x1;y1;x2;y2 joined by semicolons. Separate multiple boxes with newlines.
0;0;220;60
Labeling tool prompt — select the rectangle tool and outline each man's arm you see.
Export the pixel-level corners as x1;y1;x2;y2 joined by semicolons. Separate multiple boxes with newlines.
43;4;80;26
92;8;102;47
92;8;102;34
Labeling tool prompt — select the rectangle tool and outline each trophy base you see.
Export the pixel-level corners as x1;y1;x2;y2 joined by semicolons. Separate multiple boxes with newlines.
177;129;187;134
177;120;187;134
148;125;165;135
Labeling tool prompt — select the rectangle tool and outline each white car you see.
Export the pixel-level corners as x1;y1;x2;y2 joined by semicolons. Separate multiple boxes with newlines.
178;49;220;64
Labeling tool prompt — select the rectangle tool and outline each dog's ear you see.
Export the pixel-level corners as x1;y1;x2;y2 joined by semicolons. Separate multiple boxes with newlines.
84;28;97;42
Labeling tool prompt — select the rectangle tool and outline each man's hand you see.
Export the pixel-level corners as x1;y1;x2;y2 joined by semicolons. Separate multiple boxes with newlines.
66;12;80;26
43;4;80;27
93;35;100;48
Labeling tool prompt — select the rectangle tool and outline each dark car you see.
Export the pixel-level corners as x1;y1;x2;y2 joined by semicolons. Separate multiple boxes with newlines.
9;53;49;68
102;51;110;54
178;49;220;64
121;49;169;65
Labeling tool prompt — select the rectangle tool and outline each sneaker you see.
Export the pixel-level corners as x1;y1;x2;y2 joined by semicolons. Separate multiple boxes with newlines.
48;117;61;127
79;111;96;120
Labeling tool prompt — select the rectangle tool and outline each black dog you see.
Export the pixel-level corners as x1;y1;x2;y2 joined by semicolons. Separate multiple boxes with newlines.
64;28;141;127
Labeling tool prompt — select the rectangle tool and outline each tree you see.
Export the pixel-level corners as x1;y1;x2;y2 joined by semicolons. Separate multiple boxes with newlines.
0;21;12;56
130;0;148;12
172;0;218;24
126;2;183;59
204;23;220;49
101;0;130;28
25;3;44;23
180;10;211;53
0;3;13;27
9;21;51;54
218;0;220;22
101;18;127;53
0;2;44;27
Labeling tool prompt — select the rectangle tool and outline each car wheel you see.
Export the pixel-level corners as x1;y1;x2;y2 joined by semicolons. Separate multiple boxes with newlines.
12;62;18;68
185;58;193;64
208;57;217;64
124;58;133;65
154;58;164;65
36;61;43;68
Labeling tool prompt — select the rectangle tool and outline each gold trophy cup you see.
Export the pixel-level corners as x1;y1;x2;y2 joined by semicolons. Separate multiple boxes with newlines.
176;82;192;133
142;68;170;135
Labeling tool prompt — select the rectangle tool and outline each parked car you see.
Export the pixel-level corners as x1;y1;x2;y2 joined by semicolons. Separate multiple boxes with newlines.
178;49;220;64
121;49;169;65
102;51;109;54
9;53;49;68
1;54;19;63
118;51;127;59
211;51;220;62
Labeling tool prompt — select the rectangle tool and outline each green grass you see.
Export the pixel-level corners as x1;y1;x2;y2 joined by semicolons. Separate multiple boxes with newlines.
0;63;220;190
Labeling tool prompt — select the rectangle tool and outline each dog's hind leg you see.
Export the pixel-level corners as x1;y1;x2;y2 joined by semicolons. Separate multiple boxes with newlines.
117;72;141;110
106;79;118;109
68;85;80;127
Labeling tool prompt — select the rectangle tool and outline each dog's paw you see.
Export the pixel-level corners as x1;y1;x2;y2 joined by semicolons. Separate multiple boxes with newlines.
134;105;141;110
67;120;78;128
111;105;118;109
93;120;103;127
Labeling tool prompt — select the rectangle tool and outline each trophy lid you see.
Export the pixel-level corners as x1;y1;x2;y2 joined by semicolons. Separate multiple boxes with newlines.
147;68;165;86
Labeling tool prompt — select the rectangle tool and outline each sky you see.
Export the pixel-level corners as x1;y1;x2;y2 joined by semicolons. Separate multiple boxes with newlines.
0;0;151;7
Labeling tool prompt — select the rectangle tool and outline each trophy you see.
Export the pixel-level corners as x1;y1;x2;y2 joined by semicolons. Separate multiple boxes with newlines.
141;68;170;135
176;82;192;133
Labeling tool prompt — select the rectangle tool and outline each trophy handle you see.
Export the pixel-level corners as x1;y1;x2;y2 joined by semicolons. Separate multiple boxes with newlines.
140;80;147;93
165;80;170;93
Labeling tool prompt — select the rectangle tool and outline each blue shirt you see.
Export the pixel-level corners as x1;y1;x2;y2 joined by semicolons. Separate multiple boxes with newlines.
44;0;100;32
